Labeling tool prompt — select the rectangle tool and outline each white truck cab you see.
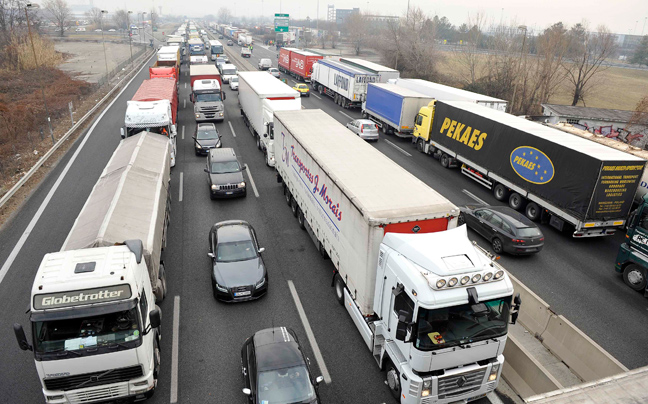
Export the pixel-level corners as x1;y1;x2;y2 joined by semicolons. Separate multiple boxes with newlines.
123;100;177;167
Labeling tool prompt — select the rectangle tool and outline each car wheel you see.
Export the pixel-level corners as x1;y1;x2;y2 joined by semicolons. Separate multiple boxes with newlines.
493;183;509;201
416;138;425;153
195;150;200;156
297;208;306;230
525;202;541;222
385;361;402;401
291;197;298;217
334;273;345;305
285;189;292;206
623;264;647;291
492;237;504;254
440;153;450;168
458;213;465;226
509;192;526;211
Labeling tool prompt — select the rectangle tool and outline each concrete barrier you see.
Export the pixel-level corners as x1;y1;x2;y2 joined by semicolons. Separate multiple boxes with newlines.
508;273;552;336
502;334;563;398
540;314;629;382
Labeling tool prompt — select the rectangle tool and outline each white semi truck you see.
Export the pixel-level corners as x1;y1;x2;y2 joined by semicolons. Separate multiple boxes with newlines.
238;71;300;167
310;58;379;109
13;133;171;403
273;109;520;404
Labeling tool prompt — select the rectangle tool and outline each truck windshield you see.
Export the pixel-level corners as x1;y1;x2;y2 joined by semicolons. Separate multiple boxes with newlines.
127;126;170;137
222;69;237;76
211;45;224;54
196;93;222;102
33;306;141;356
415;296;511;350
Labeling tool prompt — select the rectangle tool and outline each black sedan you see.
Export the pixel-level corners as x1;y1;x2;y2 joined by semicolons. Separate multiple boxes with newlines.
459;205;544;255
242;327;323;404
193;123;221;156
208;220;268;302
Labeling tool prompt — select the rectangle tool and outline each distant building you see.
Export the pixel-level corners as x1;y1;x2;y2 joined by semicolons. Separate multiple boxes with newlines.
335;8;359;25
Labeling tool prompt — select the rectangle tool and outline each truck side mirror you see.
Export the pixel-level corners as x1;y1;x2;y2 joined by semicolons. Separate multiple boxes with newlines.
13;323;32;351
149;309;161;329
120;127;126;139
190;94;194;103
395;310;412;342
222;92;227;100
510;293;522;325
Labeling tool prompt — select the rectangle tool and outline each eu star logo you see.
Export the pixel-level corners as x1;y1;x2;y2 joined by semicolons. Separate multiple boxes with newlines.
510;146;555;184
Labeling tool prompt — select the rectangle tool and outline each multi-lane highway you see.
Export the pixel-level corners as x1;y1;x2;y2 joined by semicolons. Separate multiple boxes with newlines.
0;27;647;404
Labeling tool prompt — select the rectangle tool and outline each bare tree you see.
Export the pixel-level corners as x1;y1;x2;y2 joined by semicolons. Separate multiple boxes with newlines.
217;7;231;24
112;9;129;32
85;6;102;27
374;16;402;69
453;13;487;87
564;24;617;106
43;0;70;37
628;96;648;148
344;11;368;55
534;22;570;107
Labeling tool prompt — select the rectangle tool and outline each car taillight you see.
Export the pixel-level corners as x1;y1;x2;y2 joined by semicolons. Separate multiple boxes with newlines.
361;127;364;133
375;125;379;130
512;239;524;243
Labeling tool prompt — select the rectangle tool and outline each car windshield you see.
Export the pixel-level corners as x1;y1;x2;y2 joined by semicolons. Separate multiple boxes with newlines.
362;124;376;129
216;240;256;262
257;365;315;404
518;227;542;237
222;69;236;75
210;161;240;174
416;296;512;350
196;93;222;102
34;306;141;355
231;77;239;83
197;128;218;140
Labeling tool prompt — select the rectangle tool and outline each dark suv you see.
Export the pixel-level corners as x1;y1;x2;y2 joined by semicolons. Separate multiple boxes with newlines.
205;148;247;199
194;123;221;156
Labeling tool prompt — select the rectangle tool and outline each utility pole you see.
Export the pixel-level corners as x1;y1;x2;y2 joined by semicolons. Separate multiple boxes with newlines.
25;3;54;142
100;10;109;75
127;11;133;61
510;25;527;114
643;17;647;36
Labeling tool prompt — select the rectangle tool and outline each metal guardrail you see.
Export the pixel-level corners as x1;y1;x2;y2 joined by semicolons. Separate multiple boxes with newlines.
0;49;155;211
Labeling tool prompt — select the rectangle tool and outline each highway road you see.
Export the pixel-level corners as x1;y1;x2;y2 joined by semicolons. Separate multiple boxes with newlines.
0;26;645;404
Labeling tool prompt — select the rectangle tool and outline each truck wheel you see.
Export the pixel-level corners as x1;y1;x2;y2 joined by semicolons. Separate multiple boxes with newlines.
492;237;504;254
416;138;425;153
334;94;338;104
159;264;168;299
525;202;541;222
319;241;329;260
154;279;165;303
623;264;647;291
297;208;306;230
334;273;345;305
318;85;323;94
285;189;292;206
266;153;271;167
385;361;402;401
440;153;450;168
256;136;262;150
493;184;509;201
291;198;298;217
509;192;526;211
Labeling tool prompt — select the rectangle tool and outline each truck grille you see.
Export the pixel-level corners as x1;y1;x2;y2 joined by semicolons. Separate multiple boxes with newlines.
199;106;219;112
44;365;143;391
68;384;129;403
438;368;486;398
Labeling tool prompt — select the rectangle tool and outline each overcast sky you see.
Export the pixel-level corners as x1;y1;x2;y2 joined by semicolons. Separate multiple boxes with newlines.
98;0;648;36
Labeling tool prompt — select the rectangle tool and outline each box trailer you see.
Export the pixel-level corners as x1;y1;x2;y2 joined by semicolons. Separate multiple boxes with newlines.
273;108;519;404
340;58;400;83
190;64;222;87
311;59;378;108
149;66;178;84
278;47;298;73
413;101;646;237
289;50;322;82
363;83;433;138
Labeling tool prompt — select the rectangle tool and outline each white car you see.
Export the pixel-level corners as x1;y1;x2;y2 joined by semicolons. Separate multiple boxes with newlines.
108;29;116;32
211;54;217;61
94;29;102;32
268;68;281;79
229;76;239;91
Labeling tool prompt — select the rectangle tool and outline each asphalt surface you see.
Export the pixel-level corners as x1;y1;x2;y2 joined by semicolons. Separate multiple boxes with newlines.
0;26;647;404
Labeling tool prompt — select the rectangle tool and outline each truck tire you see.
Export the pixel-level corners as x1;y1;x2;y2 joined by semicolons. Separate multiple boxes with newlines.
159;264;168;299
319;241;329;260
440;153;450;168
509;192;526;211
334;273;345;305
154;279;164;303
416;138;425;153
492;237;504;254
525;202;541;222
291;197;298;217
256;136;262;150
493;184;509;201
318;85;323;94
297;208;306;230
285;189;292;206
266;153;271;167
385;361;402;401
623;264;647;291
334;94;339;104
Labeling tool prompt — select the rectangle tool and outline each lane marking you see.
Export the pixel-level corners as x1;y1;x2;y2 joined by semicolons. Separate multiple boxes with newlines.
170;296;180;403
287;280;331;384
384;139;412;157
0;56;152;285
181;125;185;140
228;121;237;137
462;189;489;205
311;93;322;100
184;82;186;89
244;164;259;198
183;99;186;109
179;172;184;202
338;110;353;120
290;79;298;85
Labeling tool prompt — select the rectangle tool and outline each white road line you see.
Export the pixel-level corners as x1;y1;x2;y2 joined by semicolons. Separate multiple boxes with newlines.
0;56;151;285
311;93;322;100
487;392;505;404
338;110;354;120
244;164;259;198
228;121;237;137
462;189;489;205
181;125;185;140
384;139;412;157
170;296;181;403
183;99;186;109
184;82;186;89
287;280;331;384
179;172;184;202
290;79;298;85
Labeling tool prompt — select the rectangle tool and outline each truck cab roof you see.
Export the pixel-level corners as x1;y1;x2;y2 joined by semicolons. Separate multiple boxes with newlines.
194;79;221;92
125;100;172;127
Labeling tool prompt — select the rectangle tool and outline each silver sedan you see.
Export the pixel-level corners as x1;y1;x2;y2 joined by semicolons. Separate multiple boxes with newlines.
346;119;379;141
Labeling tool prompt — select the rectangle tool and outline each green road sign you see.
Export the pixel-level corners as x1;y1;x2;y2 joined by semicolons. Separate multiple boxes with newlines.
275;13;289;32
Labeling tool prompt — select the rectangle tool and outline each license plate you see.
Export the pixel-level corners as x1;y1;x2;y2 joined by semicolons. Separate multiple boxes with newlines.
226;191;233;195
467;393;487;402
234;291;251;297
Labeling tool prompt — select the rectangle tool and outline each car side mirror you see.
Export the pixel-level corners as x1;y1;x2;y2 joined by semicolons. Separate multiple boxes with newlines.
315;376;324;385
258;247;265;253
242;388;251;396
13;323;32;352
149;309;161;329
241;165;247;171
208;252;214;258
120;127;126;139
204;168;209;173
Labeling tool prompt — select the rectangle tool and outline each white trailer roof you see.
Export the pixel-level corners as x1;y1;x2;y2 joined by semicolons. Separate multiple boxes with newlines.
239;71;300;98
157;46;179;54
444;101;645;162
369;82;432;99
341;58;398;73
274;109;459;222
62;133;170;275
190;64;220;76
396;78;507;104
317;59;378;78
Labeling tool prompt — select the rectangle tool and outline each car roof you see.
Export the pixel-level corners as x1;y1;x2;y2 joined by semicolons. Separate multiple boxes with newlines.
198;123;216;129
484;205;536;228
215;221;252;242
356;119;376;125
253;327;305;372
209;147;237;161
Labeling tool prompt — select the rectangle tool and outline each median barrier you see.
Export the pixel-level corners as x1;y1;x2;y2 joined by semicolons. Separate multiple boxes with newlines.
540;314;628;382
502;333;563;398
509;273;552;336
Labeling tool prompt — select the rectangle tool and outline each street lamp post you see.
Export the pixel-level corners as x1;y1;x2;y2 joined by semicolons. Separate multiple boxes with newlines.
100;10;109;75
510;25;527;114
25;3;54;142
127;11;133;61
141;12;147;45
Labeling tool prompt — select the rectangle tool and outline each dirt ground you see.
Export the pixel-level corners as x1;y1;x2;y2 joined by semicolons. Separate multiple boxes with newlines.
54;41;142;83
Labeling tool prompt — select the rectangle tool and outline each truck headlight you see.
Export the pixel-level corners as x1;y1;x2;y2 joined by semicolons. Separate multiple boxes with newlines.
195;113;201;118
238;181;246;188
219;112;224;117
421;380;431;397
211;184;220;190
489;363;500;381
